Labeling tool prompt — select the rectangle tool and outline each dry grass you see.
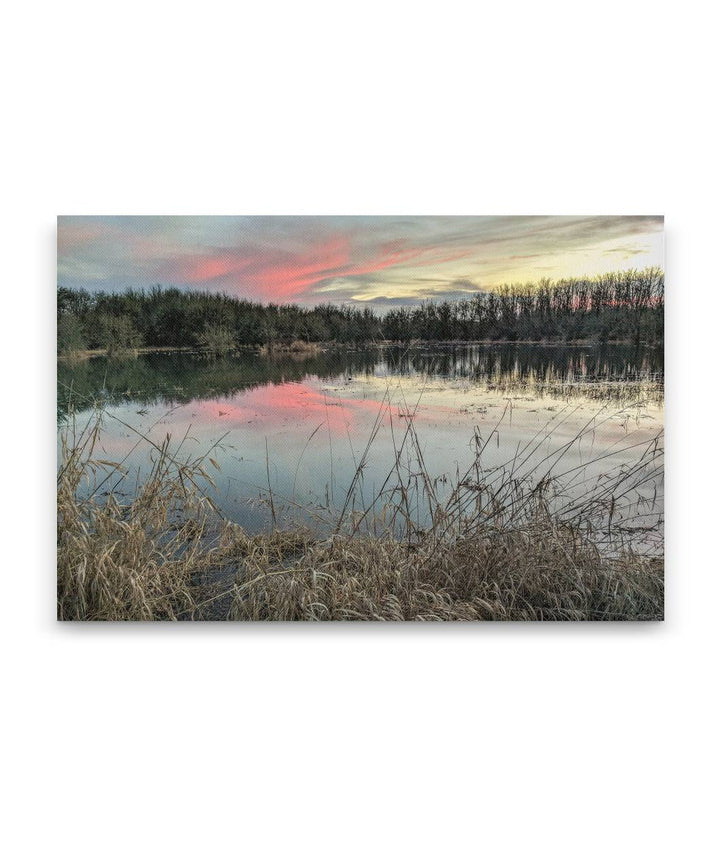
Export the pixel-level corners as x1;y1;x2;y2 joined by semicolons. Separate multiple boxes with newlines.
57;410;223;620
221;526;662;621
258;340;322;356
57;403;664;622
477;367;664;407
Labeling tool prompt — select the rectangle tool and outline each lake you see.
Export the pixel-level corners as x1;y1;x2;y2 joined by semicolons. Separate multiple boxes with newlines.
58;343;664;547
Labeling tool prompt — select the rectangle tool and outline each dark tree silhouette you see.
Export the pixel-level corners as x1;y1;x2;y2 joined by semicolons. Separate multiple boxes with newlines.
57;267;664;353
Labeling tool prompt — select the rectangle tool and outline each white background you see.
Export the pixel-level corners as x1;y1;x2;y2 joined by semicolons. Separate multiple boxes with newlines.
2;2;718;854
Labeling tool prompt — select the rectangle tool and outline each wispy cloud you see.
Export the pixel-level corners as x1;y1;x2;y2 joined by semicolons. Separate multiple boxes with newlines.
57;215;664;309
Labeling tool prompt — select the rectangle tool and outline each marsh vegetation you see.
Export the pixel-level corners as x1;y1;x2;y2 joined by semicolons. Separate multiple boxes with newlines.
57;400;663;621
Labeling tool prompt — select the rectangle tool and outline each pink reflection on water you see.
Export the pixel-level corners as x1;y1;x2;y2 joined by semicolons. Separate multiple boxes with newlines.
188;381;406;434
92;379;465;463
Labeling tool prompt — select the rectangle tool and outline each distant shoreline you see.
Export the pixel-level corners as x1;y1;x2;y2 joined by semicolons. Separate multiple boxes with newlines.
58;337;661;361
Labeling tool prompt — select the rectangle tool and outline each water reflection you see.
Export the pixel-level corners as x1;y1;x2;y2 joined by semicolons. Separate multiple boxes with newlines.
58;343;663;419
58;344;664;539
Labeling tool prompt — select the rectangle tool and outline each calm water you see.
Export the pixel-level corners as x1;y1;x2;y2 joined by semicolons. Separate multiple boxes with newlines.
58;344;664;537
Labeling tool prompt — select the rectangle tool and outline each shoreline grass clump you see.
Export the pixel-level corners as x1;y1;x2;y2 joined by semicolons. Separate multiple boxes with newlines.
57;411;224;620
57;403;663;622
221;525;662;621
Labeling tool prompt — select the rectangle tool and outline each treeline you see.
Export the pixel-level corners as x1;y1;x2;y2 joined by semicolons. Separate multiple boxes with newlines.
57;286;382;354
57;267;663;354
383;267;663;345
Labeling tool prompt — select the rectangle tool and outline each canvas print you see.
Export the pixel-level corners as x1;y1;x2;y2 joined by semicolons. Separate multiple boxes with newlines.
57;216;664;621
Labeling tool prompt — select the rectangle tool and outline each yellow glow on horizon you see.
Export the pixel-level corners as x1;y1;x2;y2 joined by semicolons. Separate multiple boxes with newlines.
331;228;664;303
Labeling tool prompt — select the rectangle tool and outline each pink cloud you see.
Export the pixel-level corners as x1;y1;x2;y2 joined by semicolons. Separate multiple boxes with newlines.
160;235;470;302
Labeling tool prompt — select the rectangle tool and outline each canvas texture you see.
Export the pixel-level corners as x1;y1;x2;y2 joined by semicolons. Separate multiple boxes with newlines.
57;216;664;621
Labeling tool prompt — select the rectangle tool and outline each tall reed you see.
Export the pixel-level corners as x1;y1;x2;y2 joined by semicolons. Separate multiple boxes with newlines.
57;400;663;621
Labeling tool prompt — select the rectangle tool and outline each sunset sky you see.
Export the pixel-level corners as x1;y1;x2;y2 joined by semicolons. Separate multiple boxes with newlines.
57;215;664;310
